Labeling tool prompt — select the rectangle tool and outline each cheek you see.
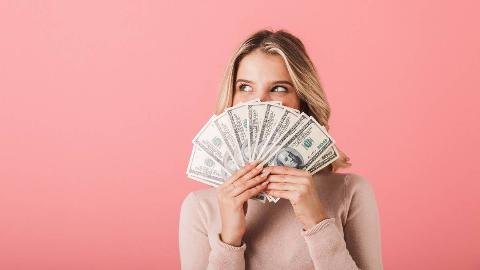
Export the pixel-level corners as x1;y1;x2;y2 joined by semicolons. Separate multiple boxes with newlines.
233;91;262;106
232;92;246;106
282;94;302;110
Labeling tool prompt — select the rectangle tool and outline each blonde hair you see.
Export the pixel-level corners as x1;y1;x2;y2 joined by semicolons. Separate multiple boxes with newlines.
215;28;351;172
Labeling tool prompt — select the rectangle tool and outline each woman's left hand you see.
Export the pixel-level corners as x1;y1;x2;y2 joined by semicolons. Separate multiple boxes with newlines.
265;166;328;230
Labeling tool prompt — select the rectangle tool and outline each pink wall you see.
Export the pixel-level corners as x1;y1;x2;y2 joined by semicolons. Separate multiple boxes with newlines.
1;1;479;269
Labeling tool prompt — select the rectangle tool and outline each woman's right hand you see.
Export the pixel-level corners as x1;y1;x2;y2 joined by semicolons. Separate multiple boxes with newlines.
216;160;271;246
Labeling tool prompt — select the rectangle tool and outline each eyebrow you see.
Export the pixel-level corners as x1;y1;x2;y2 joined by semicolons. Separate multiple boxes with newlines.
236;79;294;87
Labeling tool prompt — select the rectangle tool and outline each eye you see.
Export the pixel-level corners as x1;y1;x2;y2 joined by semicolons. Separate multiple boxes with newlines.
238;84;253;92
271;85;288;92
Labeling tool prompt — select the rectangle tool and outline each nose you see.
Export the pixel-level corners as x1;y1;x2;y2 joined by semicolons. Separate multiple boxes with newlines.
258;88;271;102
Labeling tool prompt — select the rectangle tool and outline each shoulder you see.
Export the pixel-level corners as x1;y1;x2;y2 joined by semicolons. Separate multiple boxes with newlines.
316;171;375;193
343;173;377;200
314;171;378;213
181;187;218;209
341;173;380;221
180;187;219;221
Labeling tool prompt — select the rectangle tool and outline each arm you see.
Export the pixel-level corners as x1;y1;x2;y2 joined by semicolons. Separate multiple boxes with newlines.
179;191;247;270
301;174;383;270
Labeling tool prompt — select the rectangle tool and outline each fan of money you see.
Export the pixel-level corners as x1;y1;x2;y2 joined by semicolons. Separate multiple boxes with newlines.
186;98;340;203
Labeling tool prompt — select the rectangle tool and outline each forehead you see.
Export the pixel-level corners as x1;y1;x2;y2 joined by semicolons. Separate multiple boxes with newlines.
236;50;291;82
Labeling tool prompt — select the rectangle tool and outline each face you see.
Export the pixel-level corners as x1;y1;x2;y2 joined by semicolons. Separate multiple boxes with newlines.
233;49;302;110
277;150;300;168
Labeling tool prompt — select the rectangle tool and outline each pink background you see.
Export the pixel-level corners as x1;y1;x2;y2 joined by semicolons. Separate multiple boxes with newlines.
1;1;479;269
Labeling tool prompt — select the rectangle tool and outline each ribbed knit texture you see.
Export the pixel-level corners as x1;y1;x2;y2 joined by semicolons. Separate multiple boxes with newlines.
179;171;383;270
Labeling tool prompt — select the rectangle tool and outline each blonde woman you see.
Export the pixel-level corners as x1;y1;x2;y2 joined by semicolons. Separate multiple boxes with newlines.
179;29;383;270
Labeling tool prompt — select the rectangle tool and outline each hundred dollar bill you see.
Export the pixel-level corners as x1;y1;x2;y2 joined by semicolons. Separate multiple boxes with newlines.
252;104;285;161
186;145;230;184
187;173;267;203
213;109;246;168
192;115;239;174
256;107;302;161
258;112;309;203
190;99;262;175
188;173;222;187
262;116;335;203
186;146;267;203
306;145;340;174
259;112;310;165
247;101;281;162
226;104;251;165
263;116;335;169
212;98;263;167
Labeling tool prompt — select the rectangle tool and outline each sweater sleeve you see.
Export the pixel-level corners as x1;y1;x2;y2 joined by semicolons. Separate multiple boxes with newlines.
179;191;247;270
301;174;383;270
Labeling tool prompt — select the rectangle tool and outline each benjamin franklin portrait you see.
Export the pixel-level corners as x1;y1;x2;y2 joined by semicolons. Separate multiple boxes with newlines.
274;147;304;169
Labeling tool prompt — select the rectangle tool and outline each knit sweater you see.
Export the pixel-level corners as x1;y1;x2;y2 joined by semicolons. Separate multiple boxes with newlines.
179;171;383;270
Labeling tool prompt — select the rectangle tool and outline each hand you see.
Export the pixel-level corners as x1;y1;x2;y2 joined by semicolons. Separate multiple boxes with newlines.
216;160;271;246
265;166;328;230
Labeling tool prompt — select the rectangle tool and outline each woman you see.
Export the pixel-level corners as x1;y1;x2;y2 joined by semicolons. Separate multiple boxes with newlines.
179;29;383;270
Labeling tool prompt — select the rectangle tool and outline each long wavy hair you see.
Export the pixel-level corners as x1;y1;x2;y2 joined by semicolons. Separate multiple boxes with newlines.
215;28;351;172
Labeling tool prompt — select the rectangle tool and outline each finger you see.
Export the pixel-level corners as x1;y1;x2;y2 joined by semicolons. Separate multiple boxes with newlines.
235;163;264;184
231;172;270;197
227;166;272;194
266;182;302;191
266;166;311;177
237;180;269;203
265;189;296;201
267;174;309;185
224;160;261;185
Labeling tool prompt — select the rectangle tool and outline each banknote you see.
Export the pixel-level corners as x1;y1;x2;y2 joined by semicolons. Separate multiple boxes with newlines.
188;101;340;204
247;101;281;162
192;115;239;174
256;107;303;161
213;110;246;168
186;173;267;203
306;145;340;174
252;104;285;161
208;99;261;169
259;112;310;163
263;116;336;169
261;116;336;202
253;112;309;202
187;145;230;184
187;145;267;203
226;104;251;165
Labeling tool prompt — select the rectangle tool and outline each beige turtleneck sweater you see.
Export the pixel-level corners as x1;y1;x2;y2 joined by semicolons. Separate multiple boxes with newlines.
179;171;383;270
